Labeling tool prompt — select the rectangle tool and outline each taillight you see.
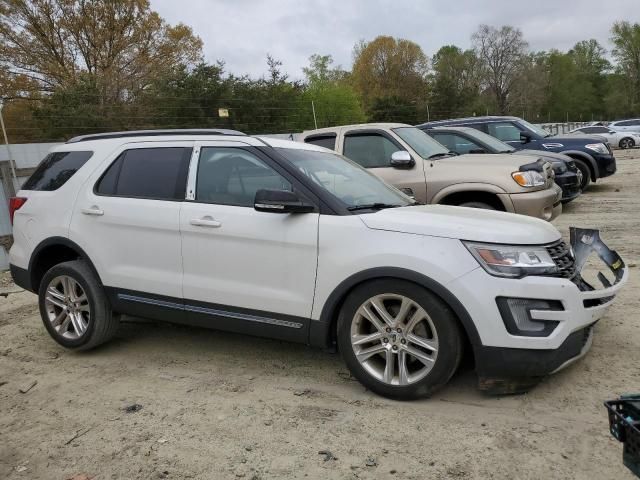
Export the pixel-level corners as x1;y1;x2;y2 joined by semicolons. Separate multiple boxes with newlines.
9;197;27;224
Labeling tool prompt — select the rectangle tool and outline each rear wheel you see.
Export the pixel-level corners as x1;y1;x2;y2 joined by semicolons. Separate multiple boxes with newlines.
38;260;119;350
572;159;591;190
337;279;463;400
619;137;634;149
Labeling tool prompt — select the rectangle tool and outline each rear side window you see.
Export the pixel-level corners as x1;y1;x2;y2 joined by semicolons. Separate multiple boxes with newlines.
343;133;399;168
487;122;522;142
22;151;93;191
304;134;337;150
96;147;192;200
431;133;482;154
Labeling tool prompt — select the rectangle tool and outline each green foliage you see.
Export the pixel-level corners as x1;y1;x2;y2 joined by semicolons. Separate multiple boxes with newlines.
6;5;640;142
429;45;482;118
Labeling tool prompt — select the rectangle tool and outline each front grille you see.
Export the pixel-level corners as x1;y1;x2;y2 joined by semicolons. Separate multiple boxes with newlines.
546;240;577;280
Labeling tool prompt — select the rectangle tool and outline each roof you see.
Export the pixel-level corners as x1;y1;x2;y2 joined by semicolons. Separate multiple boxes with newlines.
418;116;519;128
66;129;246;143
51;131;321;154
428;126;477;133
302;122;412;135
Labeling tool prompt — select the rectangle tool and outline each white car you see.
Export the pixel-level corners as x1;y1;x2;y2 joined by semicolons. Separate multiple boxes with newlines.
570;125;640;149
608;119;640;134
8;130;628;399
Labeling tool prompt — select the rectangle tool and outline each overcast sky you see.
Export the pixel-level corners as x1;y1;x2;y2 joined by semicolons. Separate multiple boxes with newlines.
151;0;637;79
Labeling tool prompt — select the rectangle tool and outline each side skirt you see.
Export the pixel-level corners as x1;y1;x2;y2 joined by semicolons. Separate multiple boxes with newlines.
105;287;310;344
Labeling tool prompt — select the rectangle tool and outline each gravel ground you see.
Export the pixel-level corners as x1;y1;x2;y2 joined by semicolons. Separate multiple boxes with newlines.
1;150;639;480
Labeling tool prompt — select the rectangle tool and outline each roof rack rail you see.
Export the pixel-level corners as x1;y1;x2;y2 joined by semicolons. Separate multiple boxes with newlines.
66;129;246;143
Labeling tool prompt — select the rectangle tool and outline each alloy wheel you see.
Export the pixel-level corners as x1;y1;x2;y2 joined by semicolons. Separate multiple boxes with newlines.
44;275;90;340
350;294;439;386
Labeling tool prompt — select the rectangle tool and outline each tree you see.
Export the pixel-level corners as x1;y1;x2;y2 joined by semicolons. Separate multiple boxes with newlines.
0;0;203;102
568;40;610;118
611;21;640;110
472;25;528;114
351;36;428;109
301;54;365;128
429;45;482;118
303;54;347;86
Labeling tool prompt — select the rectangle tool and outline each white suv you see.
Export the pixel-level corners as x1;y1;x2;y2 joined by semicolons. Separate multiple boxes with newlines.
8;130;628;399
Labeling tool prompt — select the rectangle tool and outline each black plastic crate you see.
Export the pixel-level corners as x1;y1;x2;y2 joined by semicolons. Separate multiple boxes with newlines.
605;395;640;478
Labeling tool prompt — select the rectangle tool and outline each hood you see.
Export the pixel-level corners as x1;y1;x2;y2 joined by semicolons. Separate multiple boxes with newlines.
549;134;606;143
518;149;572;163
360;205;561;244
436;152;530;169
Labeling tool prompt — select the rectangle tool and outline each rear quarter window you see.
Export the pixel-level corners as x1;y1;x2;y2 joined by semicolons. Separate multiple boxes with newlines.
22;151;93;191
304;134;337;150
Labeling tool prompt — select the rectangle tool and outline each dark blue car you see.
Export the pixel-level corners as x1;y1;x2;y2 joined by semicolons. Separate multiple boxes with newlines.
418;116;617;190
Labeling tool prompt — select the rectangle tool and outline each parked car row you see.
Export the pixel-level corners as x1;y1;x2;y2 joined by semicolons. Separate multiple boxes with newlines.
418;116;617;190
8;127;628;401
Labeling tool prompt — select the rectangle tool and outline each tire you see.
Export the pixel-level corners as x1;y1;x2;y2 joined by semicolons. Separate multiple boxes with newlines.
457;201;496;210
572;159;591;190
337;279;463;400
38;260;119;350
619;137;634;149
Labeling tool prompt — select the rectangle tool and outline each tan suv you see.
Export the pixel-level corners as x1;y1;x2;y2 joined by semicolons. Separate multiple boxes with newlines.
299;123;562;221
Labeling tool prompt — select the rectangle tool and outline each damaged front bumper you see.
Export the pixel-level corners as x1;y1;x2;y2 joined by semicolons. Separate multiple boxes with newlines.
460;228;628;394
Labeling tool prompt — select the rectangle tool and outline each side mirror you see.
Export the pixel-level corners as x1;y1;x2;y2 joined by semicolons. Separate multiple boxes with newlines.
254;189;314;214
469;148;487;154
390;151;415;169
520;132;532;144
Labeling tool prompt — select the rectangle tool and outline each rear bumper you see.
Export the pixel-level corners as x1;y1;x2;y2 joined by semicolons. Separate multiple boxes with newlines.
9;264;32;292
502;185;562;221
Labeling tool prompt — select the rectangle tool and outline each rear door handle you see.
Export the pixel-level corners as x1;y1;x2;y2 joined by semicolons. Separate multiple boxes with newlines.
81;206;104;216
190;216;221;228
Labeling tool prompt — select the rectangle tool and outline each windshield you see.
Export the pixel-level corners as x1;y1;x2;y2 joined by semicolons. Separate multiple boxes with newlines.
392;127;451;159
276;147;412;210
460;128;515;153
519;119;552;138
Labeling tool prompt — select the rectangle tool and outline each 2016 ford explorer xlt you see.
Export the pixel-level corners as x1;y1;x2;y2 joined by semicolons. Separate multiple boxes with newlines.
8;130;627;399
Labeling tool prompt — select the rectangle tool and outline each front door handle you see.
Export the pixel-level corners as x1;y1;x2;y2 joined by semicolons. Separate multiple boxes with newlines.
190;216;221;228
81;206;104;216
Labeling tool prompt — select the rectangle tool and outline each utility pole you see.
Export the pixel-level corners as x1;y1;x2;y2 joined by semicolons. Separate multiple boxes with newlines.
0;101;18;195
311;101;318;129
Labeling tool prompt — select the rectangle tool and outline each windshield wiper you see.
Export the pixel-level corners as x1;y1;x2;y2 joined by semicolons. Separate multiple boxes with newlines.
347;203;403;211
428;152;455;159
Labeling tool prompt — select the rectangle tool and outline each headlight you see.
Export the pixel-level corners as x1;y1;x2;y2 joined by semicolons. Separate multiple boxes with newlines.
511;170;546;187
585;143;608;154
463;241;558;278
551;161;567;174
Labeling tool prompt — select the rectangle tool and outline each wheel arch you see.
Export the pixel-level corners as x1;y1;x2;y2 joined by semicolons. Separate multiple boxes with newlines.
28;237;103;293
431;184;509;211
310;267;482;354
561;150;598;181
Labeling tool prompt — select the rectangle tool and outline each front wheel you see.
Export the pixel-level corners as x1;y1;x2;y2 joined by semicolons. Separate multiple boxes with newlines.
38;260;119;350
572;159;591;190
619;137;635;149
337;279;463;400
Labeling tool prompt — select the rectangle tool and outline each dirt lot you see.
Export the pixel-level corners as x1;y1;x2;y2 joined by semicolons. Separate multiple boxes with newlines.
1;151;639;480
